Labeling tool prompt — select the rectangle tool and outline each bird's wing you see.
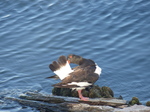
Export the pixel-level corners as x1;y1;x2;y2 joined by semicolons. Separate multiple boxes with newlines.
52;66;99;88
49;56;73;80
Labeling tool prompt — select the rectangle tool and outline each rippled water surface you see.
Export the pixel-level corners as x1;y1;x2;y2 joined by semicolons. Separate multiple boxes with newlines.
0;0;150;111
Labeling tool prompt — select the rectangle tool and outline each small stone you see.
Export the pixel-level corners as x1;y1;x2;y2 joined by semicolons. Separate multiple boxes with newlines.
129;97;141;105
146;101;150;106
100;86;114;98
118;95;123;99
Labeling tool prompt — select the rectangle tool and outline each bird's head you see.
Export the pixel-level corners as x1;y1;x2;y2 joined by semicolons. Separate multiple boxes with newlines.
67;54;83;65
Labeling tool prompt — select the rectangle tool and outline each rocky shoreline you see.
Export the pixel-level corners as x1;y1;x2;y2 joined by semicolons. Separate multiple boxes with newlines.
52;85;150;106
5;86;150;112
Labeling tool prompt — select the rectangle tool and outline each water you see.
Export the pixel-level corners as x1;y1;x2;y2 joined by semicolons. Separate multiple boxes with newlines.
0;0;150;111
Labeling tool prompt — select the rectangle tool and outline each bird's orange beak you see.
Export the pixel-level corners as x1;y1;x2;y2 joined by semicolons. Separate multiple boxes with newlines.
67;55;72;64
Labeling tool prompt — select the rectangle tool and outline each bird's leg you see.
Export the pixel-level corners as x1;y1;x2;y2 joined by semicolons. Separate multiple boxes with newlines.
77;89;89;101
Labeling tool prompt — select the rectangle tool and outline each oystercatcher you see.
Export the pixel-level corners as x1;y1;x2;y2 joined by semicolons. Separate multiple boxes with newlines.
49;54;102;101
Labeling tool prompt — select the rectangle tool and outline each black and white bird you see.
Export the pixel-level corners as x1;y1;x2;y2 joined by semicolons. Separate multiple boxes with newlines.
49;54;102;101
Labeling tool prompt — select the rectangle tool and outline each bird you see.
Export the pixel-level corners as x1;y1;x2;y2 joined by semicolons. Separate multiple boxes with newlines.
49;54;102;101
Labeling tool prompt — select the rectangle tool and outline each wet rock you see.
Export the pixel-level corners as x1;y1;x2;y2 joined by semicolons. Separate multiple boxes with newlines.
129;97;141;105
52;88;72;96
99;86;114;98
6;92;150;112
71;90;78;97
6;93;150;112
114;104;150;112
146;101;150;106
52;85;114;98
89;86;102;98
6;92;127;112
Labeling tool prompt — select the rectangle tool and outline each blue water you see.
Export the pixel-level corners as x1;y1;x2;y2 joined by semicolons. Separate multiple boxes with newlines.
0;0;150;111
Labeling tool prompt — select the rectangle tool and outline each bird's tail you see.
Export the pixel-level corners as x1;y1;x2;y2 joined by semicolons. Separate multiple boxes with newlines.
46;75;59;80
49;56;73;80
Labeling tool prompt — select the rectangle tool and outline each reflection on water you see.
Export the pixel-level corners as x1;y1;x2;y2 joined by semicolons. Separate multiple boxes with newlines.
0;0;150;111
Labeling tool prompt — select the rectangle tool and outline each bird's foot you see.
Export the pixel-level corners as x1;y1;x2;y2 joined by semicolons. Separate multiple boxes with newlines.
78;89;89;101
79;96;89;101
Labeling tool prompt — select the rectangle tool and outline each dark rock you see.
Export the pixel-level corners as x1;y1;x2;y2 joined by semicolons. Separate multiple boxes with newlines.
52;88;72;96
89;86;102;98
129;97;141;105
52;85;114;98
81;89;89;97
146;101;150;106
99;86;114;98
71;90;78;97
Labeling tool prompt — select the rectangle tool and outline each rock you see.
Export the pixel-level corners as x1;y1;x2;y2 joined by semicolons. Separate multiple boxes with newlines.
7;92;150;112
129;97;141;105
114;104;150;112
67;103;114;112
52;85;114;98
52;88;72;96
99;86;114;98
146;101;150;106
5;92;127;112
89;86;102;98
118;95;123;99
79;98;127;107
